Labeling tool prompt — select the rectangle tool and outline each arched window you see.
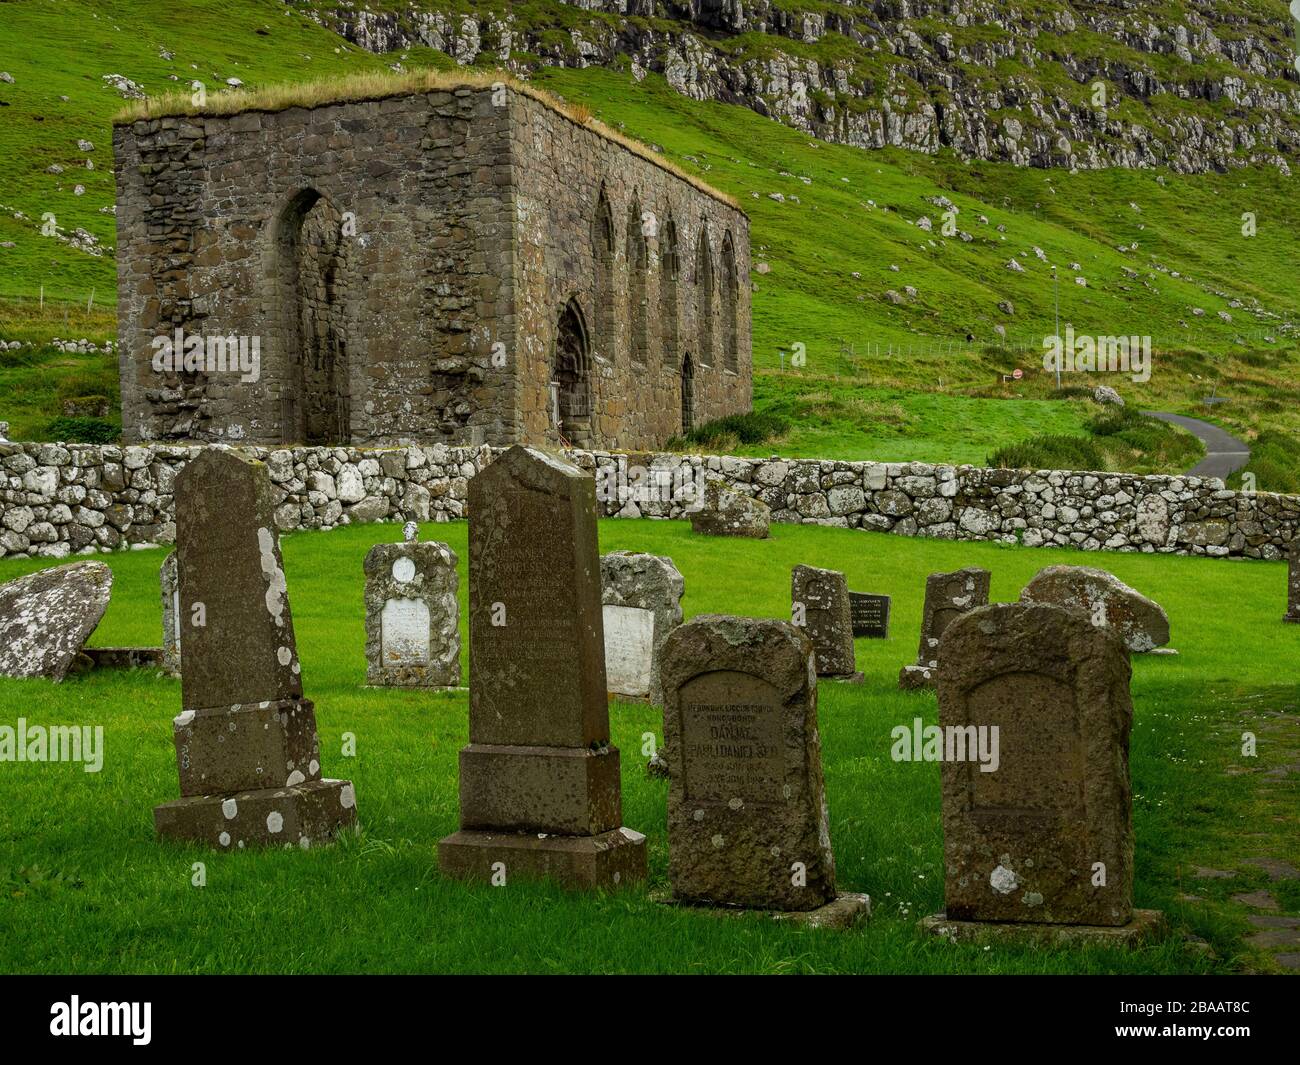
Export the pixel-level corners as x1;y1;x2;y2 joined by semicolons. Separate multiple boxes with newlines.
593;186;616;363
681;352;695;435
627;197;648;368
269;188;351;445
660;214;679;370
552;298;593;448
721;231;739;375
695;226;714;369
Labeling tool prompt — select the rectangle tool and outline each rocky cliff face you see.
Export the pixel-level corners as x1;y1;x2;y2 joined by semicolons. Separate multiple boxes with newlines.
300;0;1300;174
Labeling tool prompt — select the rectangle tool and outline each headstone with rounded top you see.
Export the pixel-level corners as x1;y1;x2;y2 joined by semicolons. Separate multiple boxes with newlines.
601;550;684;705
363;528;460;689
899;567;990;690
438;446;647;889
921;602;1163;945
659;614;869;927
153;449;358;850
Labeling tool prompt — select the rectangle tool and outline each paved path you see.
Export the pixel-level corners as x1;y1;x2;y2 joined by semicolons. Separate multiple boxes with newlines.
1142;411;1251;479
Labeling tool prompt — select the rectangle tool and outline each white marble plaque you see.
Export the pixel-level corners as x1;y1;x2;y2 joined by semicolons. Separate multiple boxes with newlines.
603;604;655;697
382;598;431;664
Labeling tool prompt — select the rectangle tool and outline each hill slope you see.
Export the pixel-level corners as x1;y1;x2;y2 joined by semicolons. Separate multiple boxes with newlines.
0;0;1296;485
313;0;1300;173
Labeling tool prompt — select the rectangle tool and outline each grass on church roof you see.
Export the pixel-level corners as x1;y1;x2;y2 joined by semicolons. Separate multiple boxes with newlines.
112;68;741;211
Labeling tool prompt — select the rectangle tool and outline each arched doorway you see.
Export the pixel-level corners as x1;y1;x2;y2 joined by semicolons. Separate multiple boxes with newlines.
553;299;592;447
681;352;695;435
271;188;350;445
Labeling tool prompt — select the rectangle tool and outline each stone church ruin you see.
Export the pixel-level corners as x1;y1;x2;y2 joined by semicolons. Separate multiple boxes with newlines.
114;77;752;450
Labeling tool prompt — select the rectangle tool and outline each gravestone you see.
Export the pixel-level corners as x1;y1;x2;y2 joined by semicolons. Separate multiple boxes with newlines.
898;567;990;691
659;614;869;926
438;446;647;889
791;564;861;681
1285;543;1300;624
0;561;113;681
153;449;358;849
922;602;1162;944
849;591;891;639
160;551;181;675
1020;565;1169;652
600;551;684;705
363;527;460;688
689;478;770;539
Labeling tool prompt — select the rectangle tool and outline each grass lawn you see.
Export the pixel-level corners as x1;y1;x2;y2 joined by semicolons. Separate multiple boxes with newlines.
0;519;1296;974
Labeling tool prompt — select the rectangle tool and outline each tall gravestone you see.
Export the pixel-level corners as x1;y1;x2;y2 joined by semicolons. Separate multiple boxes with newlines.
153;449;358;849
659;614;868;926
363;524;460;688
1285;542;1300;624
898;567;990;690
438;446;647;888
922;602;1161;943
601;551;684;705
791;565;861;681
160;551;181;675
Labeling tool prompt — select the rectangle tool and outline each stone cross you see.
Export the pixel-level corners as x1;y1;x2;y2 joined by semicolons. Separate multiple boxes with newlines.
363;536;460;688
600;551;684;705
899;567;990;690
438;446;646;888
928;602;1152;938
791;564;860;680
1285;541;1300;624
658;614;868;925
153;448;357;849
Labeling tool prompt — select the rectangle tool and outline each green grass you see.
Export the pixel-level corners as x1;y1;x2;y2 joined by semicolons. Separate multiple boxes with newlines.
0;519;1296;973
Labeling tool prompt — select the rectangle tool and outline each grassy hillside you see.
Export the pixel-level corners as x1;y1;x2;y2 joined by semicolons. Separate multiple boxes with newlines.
0;1;1296;484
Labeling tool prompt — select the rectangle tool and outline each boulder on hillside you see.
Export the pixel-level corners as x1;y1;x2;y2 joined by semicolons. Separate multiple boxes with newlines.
1020;565;1169;652
1093;385;1124;407
0;561;114;680
689;478;770;539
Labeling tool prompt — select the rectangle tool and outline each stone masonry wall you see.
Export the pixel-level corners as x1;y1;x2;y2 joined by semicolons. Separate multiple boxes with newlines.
509;91;753;450
114;85;751;453
1;443;1295;562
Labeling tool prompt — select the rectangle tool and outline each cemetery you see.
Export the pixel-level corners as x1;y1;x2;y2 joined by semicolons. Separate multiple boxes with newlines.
0;447;1297;974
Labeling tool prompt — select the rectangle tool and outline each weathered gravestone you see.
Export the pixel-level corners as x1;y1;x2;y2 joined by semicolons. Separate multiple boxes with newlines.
160;550;180;675
921;601;1162;944
1285;543;1300;624
898;567;991;691
659;614;869;927
849;591;891;639
689;478;770;539
363;527;460;689
0;561;113;681
1020;565;1170;652
438;446;647;889
791;564;861;681
153;449;358;849
601;551;684;704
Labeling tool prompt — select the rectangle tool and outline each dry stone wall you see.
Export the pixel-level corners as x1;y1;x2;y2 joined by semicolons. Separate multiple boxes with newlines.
0;442;1295;561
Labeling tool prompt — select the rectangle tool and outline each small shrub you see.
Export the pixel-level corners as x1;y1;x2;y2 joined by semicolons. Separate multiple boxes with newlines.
45;416;120;444
666;411;789;452
988;434;1106;472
